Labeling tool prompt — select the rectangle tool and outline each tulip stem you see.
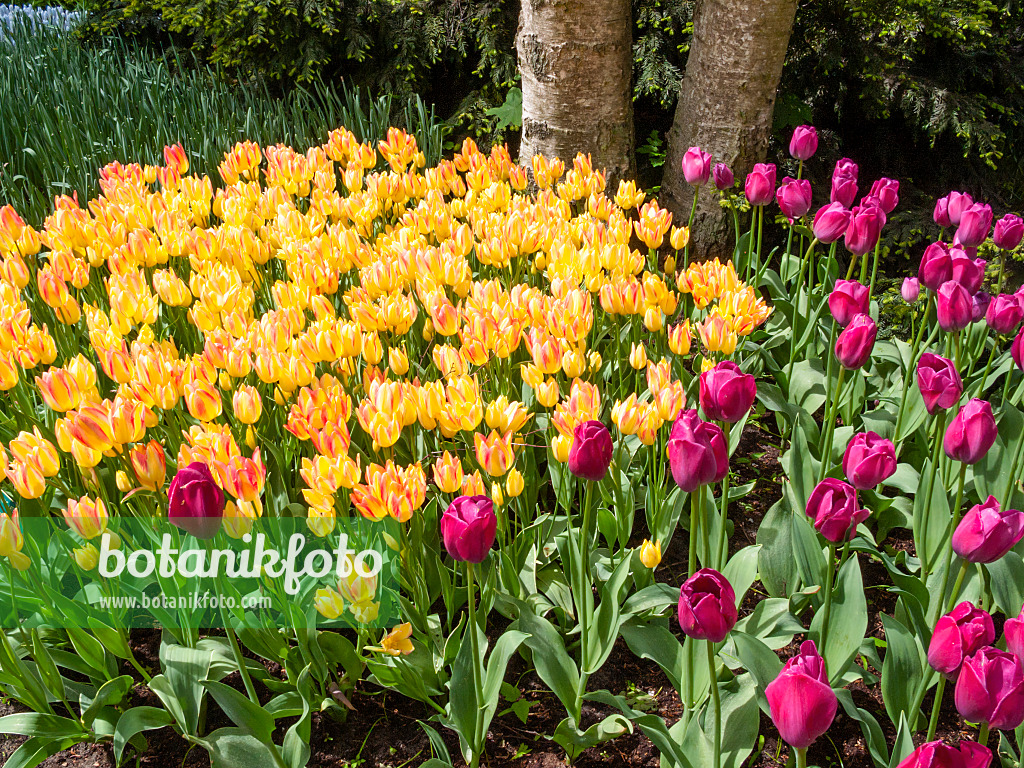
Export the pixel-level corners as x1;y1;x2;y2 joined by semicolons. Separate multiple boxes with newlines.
974;338;1000;397
868;241;882;299
819;541;838;654
919;411;948;579
684;187;699;269
925;675;947;741
688;487;700;578
716;423;732;570
217;594;260;706
944;559;970;616
978;723;990;748
893;294;934;452
466;562;485;766
706;639;721;768
785;239;819;407
795;746;808;768
996;249;1007;295
818;367;847;484
931;463;968;625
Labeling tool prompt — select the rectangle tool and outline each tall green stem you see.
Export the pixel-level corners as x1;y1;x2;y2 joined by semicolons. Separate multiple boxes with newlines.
795;747;808;768
894;295;934;451
926;676;947;742
931;464;968;625
716;423;732;569
818;366;847;483
466;562;485;766
819;542;838;653
919;411;948;579
688;488;700;578
707;639;721;768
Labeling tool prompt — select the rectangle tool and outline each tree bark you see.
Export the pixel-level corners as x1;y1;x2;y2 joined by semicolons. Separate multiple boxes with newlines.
662;0;798;259
516;0;634;185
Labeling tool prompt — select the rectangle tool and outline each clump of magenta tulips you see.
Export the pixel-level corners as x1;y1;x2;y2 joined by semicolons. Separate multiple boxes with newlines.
0;117;1022;768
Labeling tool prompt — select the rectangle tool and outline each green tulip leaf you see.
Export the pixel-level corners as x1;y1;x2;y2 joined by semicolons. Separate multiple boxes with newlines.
112;706;174;764
879;613;924;728
810;553;868;685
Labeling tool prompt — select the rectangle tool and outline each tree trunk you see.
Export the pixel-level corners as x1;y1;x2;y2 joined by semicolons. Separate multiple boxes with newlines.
662;0;798;259
516;0;634;185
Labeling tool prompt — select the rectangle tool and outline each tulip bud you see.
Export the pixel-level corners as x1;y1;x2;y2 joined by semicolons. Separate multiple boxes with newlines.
955;203;994;248
433;451;464;494
842;431;896;490
937;280;974;332
677;568;737;642
831;159;859;209
682;146;712;186
895;740;992;768
505;467;525;498
944;399;997;465
927;602;995;678
916;353;963;415
440;495;496;563
788;125;818;161
744;163;776;206
812;203;853;244
167;462;225;539
668;322;691;356
712;163;734;190
667;409;728;492
116;470;133;492
130;440;167;491
314;588;345;619
919;242;954;291
994;214;1024;251
950;248;987;295
568;420;613;482
232;385;263;425
952;495;1024;564
639;539;662;569
73;543;100;570
986;294;1023;335
834;313;877;369
806;478;869;543
844;204;885;256
868;178;899;213
1015;327;1024;373
933;195;953;228
699;360;756;423
629;342;648;370
902;277;920;304
947;191;974;226
828;279;870;327
766;640;837;749
955;646;1024;731
551;434;571;463
1005;605;1024;659
776;177;813;222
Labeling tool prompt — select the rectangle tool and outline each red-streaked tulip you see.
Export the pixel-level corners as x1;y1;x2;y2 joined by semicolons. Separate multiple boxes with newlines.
994;214;1024;251
745;163;776;206
789;125;818;161
955;646;1024;731
167;462;225;540
937;280;974;332
916;353;963;415
956;203;994;248
699;360;756;423
766;640;837;749
844;204;885;256
776;177;812;222
440;495;497;563
812;203;853;244
986;294;1023;335
842;431;896;490
668;409;728;492
834;313;877;369
927;602;996;678
944;399;997;465
677;568;738;642
828;279;870;327
895;740;992;768
920;242;954;291
952;496;1024;564
806;478;869;542
568;420;613;482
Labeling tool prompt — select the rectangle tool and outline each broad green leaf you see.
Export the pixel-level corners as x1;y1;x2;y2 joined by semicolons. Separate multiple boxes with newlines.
888;714;915;768
0;713;85;740
723;546;760;608
80;675;134;729
810;554;868;684
620;623;685;692
790;511;827;596
203;681;275;742
756;499;797;598
727;632;782;715
112;706;173;764
2;735;85;768
198;728;281;768
880;614;924;728
512;609;580;717
987;553;1024;617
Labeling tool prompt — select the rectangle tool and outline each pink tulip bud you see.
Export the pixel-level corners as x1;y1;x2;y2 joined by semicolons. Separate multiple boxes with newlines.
1013;327;1024;372
812;203;853;244
895;740;992;768
956;203;994;248
667;409;728;492
806;478;869;542
828;279;870;327
831;159;859;208
917;353;963;415
842;431;896;490
766;640;838;749
868;178;900;213
934;196;953;228
677;568;738;642
789;125;819;161
745;163;777;206
994;214;1024;250
834;313;877;370
1004;605;1024;659
972;291;992;323
944;399;997;465
955;646;1024;731
919;242;954;291
950;247;987;295
952;496;1024;564
776;177;813;221
713;163;734;190
902;277;920;304
440;495;497;563
167;462;225;540
927;602;996;678
844;204;885;256
937;280;974;332
568;420;613;482
947;191;975;226
699;360;757;423
682;146;713;186
986;294;1024;335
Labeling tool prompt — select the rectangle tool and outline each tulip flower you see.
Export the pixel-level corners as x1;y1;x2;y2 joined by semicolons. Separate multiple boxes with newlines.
934;195;953;228
806;478;869;542
699;360;757;423
812;203;853;244
986;294;1023;335
868;178;899;213
766;640;837;750
844;204;885;256
440;495;496;563
952;496;1024;564
972;291;992;323
789;125;818;161
937;281;974;332
64;495;108;540
920;242;954;291
167;462;225;540
927;602;996;678
713;163;734;190
944;399;997;465
1004;605;1024;659
831;159;859;208
130;440;167;491
956;203;994;248
682;146;712;186
916;354;963;415
568;420;613;482
828;279;870;327
1014;327;1024;372
745;163;776;206
677;568;737;642
955;646;1024;731
902;277;920;303
834;313;877;370
842;431;896;490
895;741;992;768
776;177;812;221
950;248;987;295
639;539;662;569
667;409;728;492
994;214;1024;250
947;191;975;226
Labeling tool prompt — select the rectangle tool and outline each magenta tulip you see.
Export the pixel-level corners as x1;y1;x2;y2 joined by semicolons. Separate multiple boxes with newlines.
167;462;225;540
745;163;776;206
844;204;885;256
834;313;877;370
956;203;994;248
832;177;858;209
896;740;992;768
842;431;897;490
944;399;997;465
952;496;1024;564
948;191;975;227
994;214;1024;250
789;125;819;161
699;360;757;423
766;640;837;749
1014;327;1024;372
950;248;987;295
440;495;497;563
806;478;869;543
682;146;712;186
927;602;996;678
868;178;900;213
668;409;728;492
955;646;1024;731
917;353;964;415
828;279;870;327
713;163;734;190
902;277;921;304
812;203;853;244
937;280;974;332
919;242;954;291
986;294;1023;335
568;420;613;482
934;195;953;228
1004;605;1024;659
776;177;813;221
677;568;738;643
972;291;992;323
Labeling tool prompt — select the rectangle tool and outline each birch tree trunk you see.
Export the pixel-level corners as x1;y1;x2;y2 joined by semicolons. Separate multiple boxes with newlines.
662;0;798;258
516;0;634;184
